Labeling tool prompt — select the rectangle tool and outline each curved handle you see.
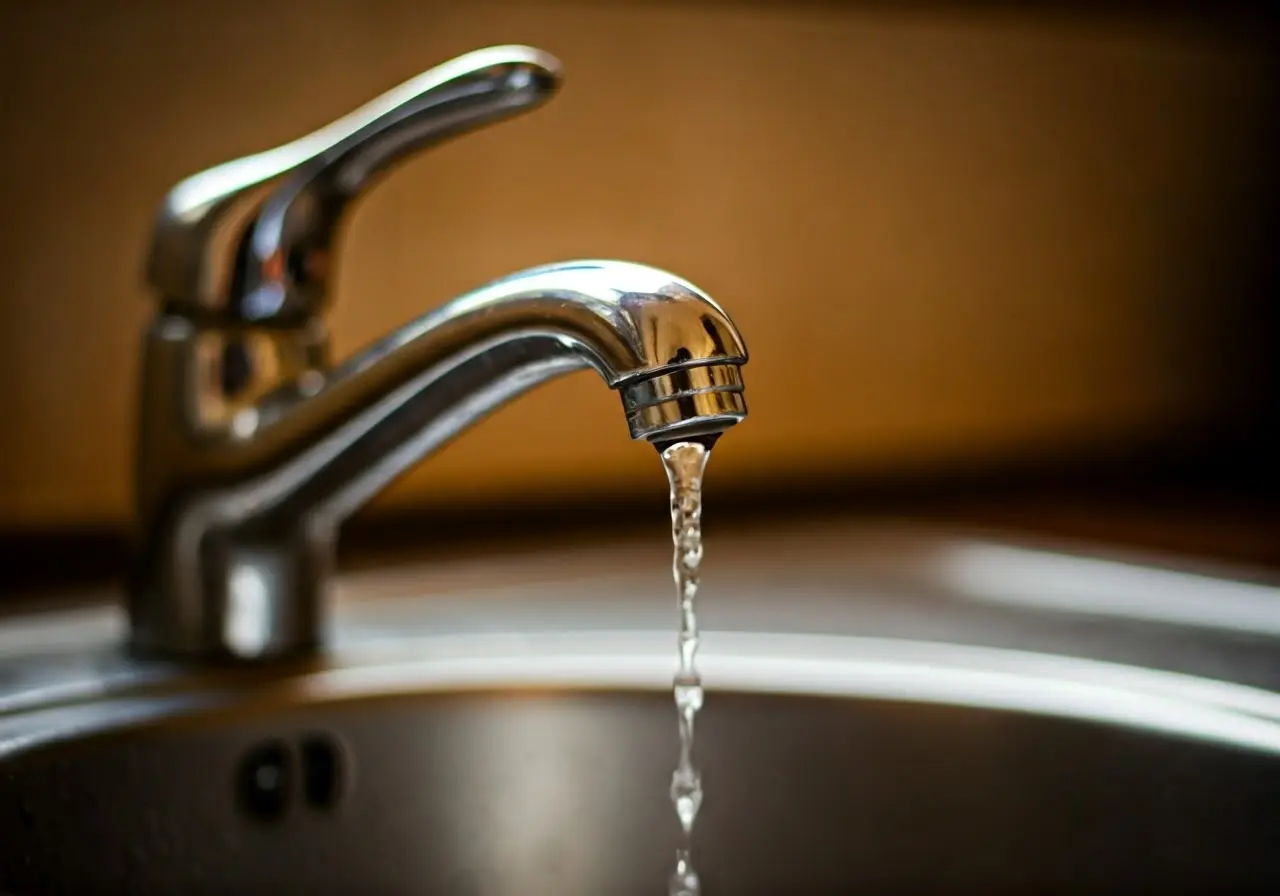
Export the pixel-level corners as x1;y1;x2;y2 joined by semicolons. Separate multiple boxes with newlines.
147;45;562;322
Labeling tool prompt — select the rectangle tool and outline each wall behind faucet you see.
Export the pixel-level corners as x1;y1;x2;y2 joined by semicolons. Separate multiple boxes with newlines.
0;1;1275;531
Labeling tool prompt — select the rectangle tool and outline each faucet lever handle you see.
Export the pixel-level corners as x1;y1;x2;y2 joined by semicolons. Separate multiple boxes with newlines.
147;45;562;323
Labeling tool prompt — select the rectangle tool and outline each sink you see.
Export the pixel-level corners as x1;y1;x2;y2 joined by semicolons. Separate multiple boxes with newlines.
2;523;1278;893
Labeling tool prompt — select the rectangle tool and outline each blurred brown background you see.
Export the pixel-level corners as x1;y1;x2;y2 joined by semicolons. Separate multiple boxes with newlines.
1;1;1278;576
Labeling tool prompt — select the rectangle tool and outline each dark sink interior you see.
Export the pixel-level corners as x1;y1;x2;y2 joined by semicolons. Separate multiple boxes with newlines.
2;690;1277;894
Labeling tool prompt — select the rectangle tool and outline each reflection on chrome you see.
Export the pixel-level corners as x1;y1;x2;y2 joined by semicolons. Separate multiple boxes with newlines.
935;543;1280;637
289;631;1280;756
226;562;273;658
164;46;555;220
455;699;618;892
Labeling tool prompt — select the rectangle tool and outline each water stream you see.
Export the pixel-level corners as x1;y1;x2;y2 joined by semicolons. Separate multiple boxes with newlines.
660;441;711;896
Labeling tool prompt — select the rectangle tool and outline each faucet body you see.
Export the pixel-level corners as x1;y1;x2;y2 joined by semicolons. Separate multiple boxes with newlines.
131;47;748;661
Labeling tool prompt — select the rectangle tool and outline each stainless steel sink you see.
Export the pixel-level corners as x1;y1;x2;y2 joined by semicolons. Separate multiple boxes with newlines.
2;523;1279;894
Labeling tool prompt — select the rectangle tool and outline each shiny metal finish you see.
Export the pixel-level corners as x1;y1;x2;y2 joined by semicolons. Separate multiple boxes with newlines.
131;47;749;662
620;363;746;442
147;45;561;323
4;690;1278;894
2;525;1280;893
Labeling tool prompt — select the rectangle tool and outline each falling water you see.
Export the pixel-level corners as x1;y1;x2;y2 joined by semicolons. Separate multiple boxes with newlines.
660;440;711;896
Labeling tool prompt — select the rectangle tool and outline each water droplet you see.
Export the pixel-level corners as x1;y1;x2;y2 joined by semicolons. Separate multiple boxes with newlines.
669;849;702;896
670;765;703;831
674;682;703;715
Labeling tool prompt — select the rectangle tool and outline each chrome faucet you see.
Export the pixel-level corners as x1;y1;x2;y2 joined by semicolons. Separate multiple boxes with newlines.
130;46;749;662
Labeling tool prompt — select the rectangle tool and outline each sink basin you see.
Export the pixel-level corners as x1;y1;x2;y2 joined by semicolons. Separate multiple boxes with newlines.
2;523;1278;893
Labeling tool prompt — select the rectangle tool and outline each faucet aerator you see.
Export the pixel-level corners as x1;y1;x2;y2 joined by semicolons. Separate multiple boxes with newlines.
620;362;747;445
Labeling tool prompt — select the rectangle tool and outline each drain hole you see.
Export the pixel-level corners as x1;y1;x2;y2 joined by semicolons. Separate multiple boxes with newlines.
235;739;292;822
300;732;344;810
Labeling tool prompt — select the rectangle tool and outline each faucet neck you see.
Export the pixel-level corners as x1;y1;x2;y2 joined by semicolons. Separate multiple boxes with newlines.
130;260;747;663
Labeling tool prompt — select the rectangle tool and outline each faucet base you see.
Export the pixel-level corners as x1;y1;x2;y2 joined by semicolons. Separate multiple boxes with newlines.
128;522;332;663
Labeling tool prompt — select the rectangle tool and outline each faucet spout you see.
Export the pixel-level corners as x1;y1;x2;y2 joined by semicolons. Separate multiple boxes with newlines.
131;259;746;661
288;260;747;521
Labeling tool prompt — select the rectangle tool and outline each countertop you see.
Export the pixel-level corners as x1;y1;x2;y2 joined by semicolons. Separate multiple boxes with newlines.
4;468;1277;602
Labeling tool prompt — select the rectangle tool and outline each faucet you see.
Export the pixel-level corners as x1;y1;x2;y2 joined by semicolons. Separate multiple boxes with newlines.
130;46;749;663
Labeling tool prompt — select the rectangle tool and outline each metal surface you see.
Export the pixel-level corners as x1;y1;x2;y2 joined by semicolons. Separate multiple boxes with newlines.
2;524;1279;893
132;45;749;662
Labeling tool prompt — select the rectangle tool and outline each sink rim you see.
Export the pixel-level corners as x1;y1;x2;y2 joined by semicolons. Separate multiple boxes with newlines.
4;625;1280;761
3;521;1279;762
